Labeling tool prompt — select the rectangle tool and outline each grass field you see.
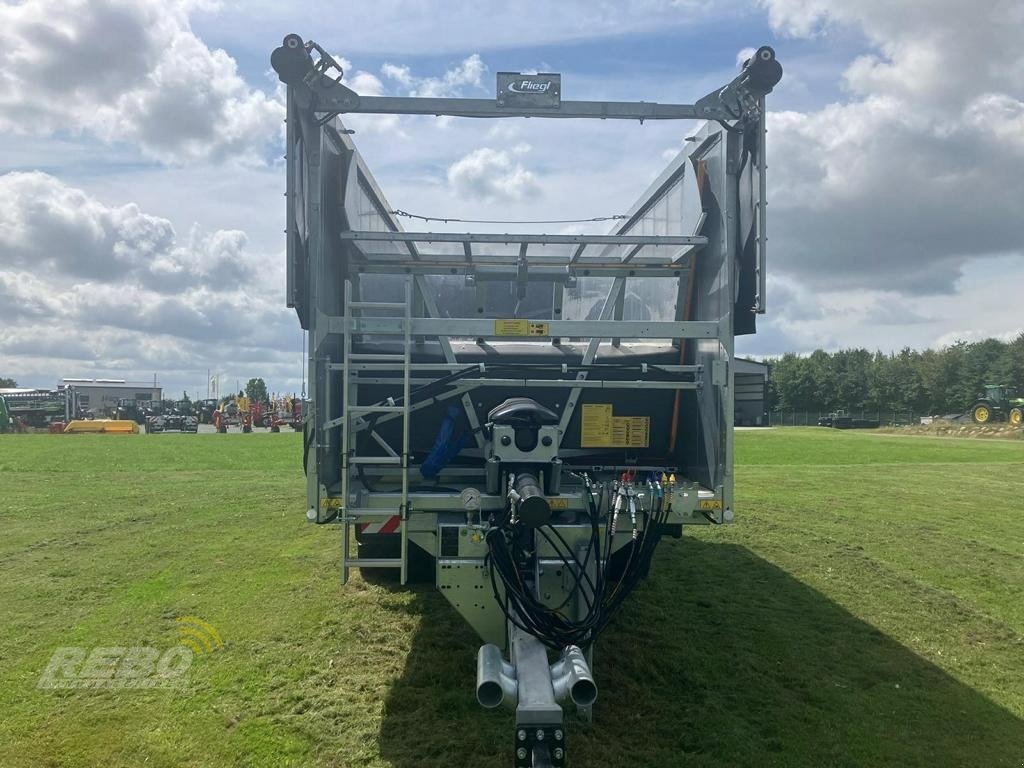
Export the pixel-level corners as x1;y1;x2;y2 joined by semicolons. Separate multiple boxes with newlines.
1;429;1022;767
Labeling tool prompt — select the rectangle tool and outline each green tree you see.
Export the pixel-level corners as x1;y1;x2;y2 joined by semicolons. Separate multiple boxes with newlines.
766;337;1023;417
245;378;269;405
0;377;17;388
833;349;871;410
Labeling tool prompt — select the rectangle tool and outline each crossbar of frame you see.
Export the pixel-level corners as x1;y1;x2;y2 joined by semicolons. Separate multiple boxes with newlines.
338;231;707;247
324;316;719;339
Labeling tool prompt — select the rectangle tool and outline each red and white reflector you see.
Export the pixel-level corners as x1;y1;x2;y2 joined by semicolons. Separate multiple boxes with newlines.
359;516;401;534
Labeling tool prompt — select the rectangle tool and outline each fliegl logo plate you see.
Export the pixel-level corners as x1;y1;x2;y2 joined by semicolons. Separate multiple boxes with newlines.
497;72;561;108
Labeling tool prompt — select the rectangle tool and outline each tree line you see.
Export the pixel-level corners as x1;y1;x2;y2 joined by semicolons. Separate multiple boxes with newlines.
766;335;1024;415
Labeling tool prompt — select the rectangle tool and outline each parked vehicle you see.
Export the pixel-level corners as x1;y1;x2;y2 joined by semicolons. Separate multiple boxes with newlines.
274;32;782;767
0;387;77;428
148;401;199;433
114;398;151;425
817;410;880;429
970;384;1024;425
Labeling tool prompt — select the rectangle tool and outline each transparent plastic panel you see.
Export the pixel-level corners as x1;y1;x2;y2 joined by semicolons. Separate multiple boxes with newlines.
348;145;705;326
422;275;556;321
562;277;612;321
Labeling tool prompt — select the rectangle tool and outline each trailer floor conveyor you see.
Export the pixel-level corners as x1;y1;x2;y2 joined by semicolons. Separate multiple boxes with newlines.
272;34;782;767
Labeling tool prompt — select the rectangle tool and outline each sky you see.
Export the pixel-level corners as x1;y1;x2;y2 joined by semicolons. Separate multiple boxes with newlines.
1;0;1021;398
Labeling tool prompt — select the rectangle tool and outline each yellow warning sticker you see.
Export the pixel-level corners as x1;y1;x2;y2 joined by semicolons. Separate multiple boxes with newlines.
319;497;343;509
611;416;650;447
494;319;549;336
580;403;650;448
581;404;613;446
548;497;570;510
698;499;722;511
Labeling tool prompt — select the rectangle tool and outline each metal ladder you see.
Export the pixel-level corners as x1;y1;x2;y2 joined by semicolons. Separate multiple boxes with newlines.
339;277;412;585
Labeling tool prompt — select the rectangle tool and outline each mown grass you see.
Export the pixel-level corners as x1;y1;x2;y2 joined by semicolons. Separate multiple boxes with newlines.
0;429;1021;767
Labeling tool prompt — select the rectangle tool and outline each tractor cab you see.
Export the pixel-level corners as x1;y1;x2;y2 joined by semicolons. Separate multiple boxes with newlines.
984;385;1008;404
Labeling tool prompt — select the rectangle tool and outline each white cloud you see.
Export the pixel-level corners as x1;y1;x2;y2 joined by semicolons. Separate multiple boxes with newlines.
446;146;541;202
0;172;299;392
760;0;1024;295
380;56;487;97
381;63;413;87
740;255;1024;357
0;172;253;292
335;53;487;135
410;54;486;97
0;0;283;163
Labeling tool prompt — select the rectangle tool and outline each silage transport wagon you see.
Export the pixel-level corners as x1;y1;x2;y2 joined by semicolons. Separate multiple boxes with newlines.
272;34;782;767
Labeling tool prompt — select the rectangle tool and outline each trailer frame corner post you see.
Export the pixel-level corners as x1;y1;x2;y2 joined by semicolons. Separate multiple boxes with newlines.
285;85;297;311
756;95;768;314
272;33;781;767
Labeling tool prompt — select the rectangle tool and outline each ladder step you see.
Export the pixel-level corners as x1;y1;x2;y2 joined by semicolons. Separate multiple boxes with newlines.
349;301;407;310
349;405;403;413
349;353;406;361
349;456;402;465
345;558;403;568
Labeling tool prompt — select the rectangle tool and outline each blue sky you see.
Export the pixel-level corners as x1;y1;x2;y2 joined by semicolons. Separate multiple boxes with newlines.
1;0;1021;398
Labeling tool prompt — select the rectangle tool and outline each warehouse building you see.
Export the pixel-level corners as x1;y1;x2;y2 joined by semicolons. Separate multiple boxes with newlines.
59;379;162;416
734;358;769;426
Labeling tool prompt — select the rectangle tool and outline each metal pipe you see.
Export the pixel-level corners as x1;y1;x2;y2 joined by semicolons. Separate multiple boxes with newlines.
512;472;551;528
550;645;598;707
476;644;517;709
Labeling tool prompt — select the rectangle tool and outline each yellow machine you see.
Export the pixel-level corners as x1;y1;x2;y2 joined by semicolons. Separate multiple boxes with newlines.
63;419;139;434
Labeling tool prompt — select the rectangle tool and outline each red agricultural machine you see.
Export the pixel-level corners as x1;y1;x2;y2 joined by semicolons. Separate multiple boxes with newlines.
265;395;304;432
212;396;255;433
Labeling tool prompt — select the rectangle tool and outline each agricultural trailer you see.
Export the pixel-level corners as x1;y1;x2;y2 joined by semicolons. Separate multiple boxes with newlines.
0;387;78;428
273;33;781;768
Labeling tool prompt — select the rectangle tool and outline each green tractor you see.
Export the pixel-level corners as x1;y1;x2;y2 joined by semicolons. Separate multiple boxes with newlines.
970;384;1024;426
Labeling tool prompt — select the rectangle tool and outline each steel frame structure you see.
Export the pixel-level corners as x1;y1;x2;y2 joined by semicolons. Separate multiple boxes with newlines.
274;33;781;768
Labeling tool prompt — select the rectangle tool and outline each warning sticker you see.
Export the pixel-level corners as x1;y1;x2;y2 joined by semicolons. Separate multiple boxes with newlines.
580;403;650;448
611;416;649;447
581;404;613;445
494;319;549;337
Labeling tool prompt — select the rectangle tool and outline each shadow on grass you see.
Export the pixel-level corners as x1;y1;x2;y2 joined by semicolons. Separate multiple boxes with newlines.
376;538;1024;768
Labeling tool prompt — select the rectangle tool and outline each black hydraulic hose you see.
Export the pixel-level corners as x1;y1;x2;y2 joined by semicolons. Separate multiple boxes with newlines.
486;475;674;650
